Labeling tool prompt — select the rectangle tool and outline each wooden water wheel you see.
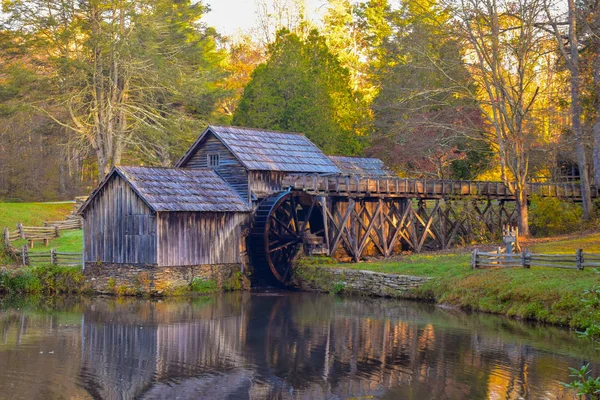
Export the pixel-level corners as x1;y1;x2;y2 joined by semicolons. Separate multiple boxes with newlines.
251;191;324;283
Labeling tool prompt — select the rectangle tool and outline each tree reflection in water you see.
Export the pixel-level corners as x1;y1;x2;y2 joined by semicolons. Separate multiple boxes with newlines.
0;292;598;399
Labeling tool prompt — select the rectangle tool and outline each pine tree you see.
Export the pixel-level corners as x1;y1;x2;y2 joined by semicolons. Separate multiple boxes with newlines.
233;29;368;155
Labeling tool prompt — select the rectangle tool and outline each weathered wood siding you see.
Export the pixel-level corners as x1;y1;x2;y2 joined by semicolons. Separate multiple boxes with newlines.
249;171;288;199
157;212;247;266
83;175;157;264
179;132;249;202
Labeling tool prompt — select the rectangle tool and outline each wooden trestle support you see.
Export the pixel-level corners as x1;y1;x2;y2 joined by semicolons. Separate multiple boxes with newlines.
318;197;518;261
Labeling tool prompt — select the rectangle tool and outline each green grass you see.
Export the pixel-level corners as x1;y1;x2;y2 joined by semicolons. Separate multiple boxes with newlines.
527;232;600;254
0;202;82;265
302;232;600;329
189;277;218;294
0;202;75;228
12;230;83;254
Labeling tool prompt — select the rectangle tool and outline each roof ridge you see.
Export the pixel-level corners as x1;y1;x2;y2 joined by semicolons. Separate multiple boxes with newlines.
209;125;307;137
329;155;383;160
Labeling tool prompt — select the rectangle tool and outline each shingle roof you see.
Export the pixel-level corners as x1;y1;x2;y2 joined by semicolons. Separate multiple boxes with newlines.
79;166;252;214
329;156;394;177
177;126;342;174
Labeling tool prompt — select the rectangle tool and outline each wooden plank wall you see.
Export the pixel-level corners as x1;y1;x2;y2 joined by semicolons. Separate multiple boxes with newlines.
83;175;157;264
157;212;248;266
179;132;250;201
249;171;287;199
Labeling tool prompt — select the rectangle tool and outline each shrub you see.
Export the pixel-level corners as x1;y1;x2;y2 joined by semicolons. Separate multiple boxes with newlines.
331;281;345;294
189;277;218;294
529;194;582;236
0;265;86;294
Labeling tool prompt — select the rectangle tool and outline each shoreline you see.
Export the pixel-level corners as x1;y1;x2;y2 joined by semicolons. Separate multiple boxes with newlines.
1;261;598;333
2;231;600;331
291;251;600;331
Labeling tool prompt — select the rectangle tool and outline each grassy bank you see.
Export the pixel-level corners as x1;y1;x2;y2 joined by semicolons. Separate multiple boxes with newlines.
0;202;75;228
0;265;89;295
298;233;600;329
0;202;83;266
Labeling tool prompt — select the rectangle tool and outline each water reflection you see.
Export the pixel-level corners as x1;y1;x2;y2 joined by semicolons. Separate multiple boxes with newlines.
0;293;598;399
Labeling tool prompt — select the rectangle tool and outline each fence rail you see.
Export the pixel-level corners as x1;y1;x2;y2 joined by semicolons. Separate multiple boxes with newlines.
3;216;83;251
471;248;599;270
283;174;600;201
16;222;59;247
43;217;82;230
20;246;82;267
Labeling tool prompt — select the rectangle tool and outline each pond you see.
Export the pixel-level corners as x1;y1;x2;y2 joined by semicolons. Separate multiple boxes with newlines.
0;292;598;399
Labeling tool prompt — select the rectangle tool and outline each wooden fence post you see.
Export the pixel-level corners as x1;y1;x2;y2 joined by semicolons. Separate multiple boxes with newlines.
21;245;28;267
522;249;530;268
17;222;24;239
51;248;57;265
576;249;584;270
471;248;478;269
3;227;9;250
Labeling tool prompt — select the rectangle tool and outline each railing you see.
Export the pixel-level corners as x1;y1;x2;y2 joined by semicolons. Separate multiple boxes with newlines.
283;174;599;201
43;216;83;230
3;216;83;251
20;246;82;267
16;222;59;247
471;249;600;270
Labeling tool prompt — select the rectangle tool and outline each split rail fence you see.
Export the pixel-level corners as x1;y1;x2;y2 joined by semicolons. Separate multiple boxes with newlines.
3;217;83;250
43;216;83;230
19;246;82;267
471;248;600;270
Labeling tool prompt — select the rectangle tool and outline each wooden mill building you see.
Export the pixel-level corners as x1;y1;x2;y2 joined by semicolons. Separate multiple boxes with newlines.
79;126;392;290
175;126;345;201
80;124;592;289
79;166;252;267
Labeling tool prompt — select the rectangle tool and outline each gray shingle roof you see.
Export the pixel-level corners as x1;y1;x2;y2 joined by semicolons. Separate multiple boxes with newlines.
80;166;251;214
329;156;394;177
177;126;342;174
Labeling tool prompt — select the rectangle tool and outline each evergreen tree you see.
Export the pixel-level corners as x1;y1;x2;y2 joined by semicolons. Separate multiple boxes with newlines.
233;29;368;155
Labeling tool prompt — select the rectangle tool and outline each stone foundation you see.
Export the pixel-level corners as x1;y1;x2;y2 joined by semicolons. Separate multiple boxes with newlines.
84;262;247;295
292;266;431;297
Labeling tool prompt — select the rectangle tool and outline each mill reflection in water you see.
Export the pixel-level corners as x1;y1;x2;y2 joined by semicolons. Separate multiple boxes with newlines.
0;292;598;399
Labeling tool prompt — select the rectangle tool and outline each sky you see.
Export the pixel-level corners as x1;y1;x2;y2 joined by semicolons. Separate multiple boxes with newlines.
202;0;328;37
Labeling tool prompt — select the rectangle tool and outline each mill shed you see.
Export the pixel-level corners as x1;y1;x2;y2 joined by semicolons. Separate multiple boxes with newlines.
78;166;251;270
329;156;394;177
176;126;342;200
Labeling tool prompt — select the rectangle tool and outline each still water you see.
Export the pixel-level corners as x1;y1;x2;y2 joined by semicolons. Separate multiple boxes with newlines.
0;292;598;400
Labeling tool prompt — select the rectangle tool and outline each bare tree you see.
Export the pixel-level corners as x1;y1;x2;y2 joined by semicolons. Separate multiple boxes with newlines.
3;0;223;180
542;0;594;219
443;0;550;235
581;0;600;187
254;0;309;45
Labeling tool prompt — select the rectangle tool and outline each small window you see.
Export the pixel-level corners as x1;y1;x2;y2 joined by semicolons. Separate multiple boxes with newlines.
208;153;220;167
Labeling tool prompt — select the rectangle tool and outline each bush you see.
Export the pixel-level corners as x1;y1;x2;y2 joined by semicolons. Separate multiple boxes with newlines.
189;277;218;294
529;194;582;236
0;265;86;294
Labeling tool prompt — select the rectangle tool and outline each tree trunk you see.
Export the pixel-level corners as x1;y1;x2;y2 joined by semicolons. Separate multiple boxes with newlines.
517;199;529;237
568;0;593;219
96;149;110;180
594;120;600;186
512;169;530;236
593;37;600;186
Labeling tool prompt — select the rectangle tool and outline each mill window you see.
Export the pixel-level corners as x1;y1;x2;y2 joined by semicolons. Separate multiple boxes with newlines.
208;153;220;167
